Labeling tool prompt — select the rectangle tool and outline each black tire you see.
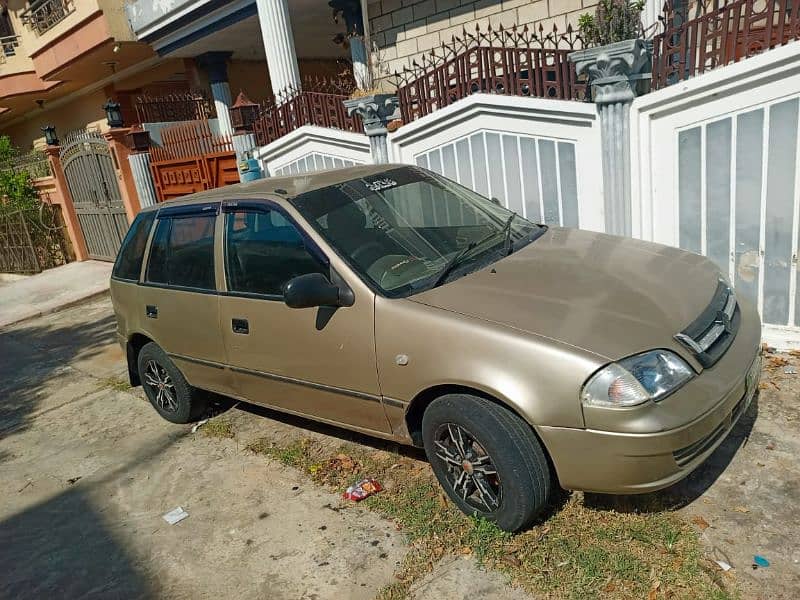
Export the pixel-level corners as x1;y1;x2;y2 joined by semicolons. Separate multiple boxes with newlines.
137;342;207;424
422;393;551;532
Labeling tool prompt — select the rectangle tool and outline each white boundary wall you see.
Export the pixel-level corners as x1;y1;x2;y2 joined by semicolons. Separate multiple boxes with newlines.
254;125;372;176
632;41;800;349
389;94;605;232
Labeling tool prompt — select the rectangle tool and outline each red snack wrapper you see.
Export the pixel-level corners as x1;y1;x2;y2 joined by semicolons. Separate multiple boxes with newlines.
343;478;383;501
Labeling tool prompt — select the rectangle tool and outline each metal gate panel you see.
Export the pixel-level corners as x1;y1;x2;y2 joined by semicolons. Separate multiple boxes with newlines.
60;128;128;261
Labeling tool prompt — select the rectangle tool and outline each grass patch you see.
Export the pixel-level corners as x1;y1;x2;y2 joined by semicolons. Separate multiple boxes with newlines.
98;377;132;392
199;418;235;439
245;435;737;599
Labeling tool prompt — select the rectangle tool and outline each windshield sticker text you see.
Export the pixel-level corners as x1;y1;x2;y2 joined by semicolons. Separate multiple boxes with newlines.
365;178;397;192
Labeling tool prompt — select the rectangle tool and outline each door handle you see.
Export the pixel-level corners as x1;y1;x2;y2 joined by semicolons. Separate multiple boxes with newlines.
146;305;158;319
231;318;249;334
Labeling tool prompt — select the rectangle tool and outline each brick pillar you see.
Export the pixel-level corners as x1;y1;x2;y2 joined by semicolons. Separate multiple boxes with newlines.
103;127;141;223
44;145;89;261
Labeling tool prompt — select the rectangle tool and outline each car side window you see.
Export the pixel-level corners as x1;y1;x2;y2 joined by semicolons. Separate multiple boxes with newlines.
225;209;327;297
145;214;216;290
113;211;156;281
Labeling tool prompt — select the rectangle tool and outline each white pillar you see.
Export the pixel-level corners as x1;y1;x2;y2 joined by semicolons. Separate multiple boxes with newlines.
196;52;234;136
350;37;370;90
211;81;233;136
256;0;302;97
642;0;662;34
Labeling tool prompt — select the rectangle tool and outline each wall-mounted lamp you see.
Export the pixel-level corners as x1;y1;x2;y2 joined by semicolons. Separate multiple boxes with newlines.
103;99;124;128
41;125;59;146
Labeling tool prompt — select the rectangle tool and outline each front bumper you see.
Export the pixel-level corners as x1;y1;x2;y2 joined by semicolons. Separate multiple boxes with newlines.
538;304;761;494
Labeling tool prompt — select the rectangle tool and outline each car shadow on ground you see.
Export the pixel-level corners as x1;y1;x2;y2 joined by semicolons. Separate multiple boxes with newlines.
206;393;429;462
584;395;759;514
0;309;118;449
207;393;575;522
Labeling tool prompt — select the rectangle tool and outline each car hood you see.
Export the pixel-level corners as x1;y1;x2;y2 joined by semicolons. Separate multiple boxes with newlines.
410;227;721;363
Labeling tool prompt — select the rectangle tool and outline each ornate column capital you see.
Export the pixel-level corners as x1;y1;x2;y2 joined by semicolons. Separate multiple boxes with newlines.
569;39;650;105
343;94;399;136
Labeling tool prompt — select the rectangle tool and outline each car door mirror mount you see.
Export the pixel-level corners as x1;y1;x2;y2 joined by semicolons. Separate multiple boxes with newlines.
284;273;350;309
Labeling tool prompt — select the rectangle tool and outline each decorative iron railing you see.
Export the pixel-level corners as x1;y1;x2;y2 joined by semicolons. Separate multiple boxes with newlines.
0;35;20;62
253;77;362;146
652;0;800;89
21;0;73;36
150;120;234;162
0;149;52;179
134;91;216;124
393;23;588;124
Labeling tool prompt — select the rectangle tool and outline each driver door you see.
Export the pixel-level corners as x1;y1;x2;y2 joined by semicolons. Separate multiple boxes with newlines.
218;202;390;434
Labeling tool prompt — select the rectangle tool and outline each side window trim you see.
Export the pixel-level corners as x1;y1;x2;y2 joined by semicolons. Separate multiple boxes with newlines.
222;199;330;301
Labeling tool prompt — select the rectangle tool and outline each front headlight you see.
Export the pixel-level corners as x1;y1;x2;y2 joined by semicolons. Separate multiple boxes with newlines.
581;350;694;408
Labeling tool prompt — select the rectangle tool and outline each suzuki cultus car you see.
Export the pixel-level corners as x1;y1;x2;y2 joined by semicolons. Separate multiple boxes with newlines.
111;165;761;531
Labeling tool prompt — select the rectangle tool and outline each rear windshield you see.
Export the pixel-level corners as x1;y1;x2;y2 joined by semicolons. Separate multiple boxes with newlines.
112;211;156;281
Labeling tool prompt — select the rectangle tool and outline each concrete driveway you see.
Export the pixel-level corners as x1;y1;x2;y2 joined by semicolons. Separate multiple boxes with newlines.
0;297;525;600
1;295;798;599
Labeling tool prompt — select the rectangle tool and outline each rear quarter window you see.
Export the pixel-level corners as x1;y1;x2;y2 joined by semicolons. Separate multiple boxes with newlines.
112;211;156;281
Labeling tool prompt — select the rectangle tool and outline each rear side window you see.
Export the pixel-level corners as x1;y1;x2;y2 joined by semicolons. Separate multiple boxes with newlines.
146;215;216;290
112;211;156;281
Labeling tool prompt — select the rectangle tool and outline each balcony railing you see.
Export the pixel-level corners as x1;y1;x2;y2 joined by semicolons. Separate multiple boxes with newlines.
652;0;800;89
392;23;587;123
21;0;74;36
0;35;20;62
134;91;216;124
253;76;361;146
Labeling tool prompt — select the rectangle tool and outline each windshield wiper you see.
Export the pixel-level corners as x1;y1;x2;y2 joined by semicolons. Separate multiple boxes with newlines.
502;212;517;256
433;218;515;287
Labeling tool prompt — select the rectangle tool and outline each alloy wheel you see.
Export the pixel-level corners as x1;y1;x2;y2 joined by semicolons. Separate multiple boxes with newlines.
143;359;178;413
433;422;501;513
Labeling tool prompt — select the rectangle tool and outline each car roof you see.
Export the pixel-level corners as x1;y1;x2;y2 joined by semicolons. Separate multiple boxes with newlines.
142;163;406;211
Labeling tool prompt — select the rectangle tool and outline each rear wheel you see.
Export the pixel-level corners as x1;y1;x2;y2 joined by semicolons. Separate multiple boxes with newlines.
137;342;207;424
422;393;552;532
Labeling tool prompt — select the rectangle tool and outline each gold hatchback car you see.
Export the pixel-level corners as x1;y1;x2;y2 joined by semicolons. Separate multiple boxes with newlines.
111;164;761;531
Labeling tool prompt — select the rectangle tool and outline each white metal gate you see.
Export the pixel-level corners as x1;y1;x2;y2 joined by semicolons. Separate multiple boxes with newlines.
635;43;800;347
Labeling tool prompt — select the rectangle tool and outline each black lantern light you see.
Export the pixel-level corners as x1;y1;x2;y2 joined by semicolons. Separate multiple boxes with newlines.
103;99;124;128
41;125;59;146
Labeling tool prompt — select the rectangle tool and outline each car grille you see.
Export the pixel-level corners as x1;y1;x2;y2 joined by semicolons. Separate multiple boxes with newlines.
674;280;739;368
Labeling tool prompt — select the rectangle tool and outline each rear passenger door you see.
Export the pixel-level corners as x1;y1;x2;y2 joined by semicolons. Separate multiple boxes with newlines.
139;203;232;395
218;202;389;434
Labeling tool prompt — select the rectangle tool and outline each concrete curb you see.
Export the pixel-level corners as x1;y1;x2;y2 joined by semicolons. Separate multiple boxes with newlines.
0;289;111;330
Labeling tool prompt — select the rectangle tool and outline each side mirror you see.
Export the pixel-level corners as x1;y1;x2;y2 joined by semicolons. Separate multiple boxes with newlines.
490;197;501;206
283;273;342;309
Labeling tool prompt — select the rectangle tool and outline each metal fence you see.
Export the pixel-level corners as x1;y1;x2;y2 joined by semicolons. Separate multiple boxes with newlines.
652;0;800;89
150;119;234;162
0;202;70;274
253;77;361;146
0;150;52;179
20;0;73;36
393;23;588;124
134;91;216;124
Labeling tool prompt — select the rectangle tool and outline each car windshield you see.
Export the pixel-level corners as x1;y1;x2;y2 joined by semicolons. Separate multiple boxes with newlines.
291;166;545;298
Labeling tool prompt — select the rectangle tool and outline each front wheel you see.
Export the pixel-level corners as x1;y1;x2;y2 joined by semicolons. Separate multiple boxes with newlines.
422;394;552;532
